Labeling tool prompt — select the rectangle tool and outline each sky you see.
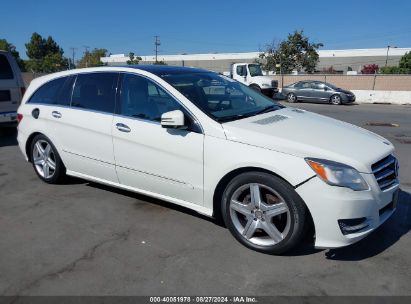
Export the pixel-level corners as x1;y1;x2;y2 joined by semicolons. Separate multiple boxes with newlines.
1;0;411;60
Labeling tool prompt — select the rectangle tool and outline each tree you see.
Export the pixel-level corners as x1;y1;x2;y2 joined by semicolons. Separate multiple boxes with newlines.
25;32;68;73
259;30;323;74
380;66;408;74
77;48;107;68
126;52;142;65
153;60;167;65
0;38;25;70
399;51;411;72
380;52;411;74
361;64;379;74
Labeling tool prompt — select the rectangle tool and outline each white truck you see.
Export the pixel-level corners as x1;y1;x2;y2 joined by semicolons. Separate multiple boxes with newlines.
229;63;278;98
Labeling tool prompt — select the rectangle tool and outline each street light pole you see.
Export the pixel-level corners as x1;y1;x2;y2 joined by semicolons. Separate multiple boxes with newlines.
385;45;398;67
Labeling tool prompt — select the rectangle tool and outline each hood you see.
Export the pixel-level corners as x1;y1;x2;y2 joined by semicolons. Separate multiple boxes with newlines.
222;107;394;173
335;88;353;95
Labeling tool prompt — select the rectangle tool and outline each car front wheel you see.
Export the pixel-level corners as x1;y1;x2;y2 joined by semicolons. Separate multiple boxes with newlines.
330;94;342;105
221;172;307;255
31;134;66;183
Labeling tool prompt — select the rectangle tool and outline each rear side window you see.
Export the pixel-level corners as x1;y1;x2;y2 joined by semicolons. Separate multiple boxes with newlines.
71;73;118;113
0;54;14;79
28;76;74;106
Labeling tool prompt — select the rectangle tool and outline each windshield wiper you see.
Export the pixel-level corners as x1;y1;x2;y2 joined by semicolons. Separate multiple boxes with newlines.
253;105;278;115
215;114;248;123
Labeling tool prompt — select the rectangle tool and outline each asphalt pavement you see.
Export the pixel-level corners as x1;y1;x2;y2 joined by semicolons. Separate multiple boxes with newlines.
0;103;410;296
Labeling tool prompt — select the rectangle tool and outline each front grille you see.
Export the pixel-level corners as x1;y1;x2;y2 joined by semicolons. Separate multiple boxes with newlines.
372;154;398;191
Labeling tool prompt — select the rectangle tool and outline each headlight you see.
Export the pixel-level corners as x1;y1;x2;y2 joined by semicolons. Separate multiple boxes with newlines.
305;158;369;191
261;83;270;87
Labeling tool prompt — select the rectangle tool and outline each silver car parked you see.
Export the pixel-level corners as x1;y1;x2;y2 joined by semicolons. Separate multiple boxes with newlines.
281;81;356;105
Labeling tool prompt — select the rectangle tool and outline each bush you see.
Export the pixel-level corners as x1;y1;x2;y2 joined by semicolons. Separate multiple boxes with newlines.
361;64;379;74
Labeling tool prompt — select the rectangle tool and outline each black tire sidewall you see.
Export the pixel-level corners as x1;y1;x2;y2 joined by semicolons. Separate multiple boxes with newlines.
221;172;306;255
250;84;261;92
30;134;65;184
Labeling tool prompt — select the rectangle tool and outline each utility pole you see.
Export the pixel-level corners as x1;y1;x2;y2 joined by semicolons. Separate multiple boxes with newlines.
69;47;77;69
154;36;160;63
83;46;90;67
385;45;398;67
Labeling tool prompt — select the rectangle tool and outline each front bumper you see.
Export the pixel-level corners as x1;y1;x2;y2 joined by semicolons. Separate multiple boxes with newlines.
296;175;399;248
342;94;356;103
261;88;278;98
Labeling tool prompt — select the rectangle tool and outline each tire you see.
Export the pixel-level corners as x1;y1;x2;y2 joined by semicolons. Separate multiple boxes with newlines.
30;134;66;184
330;94;342;105
221;172;307;255
287;93;297;103
249;84;261;92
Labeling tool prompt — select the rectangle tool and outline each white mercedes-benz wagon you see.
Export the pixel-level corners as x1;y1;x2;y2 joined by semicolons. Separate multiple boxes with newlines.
17;66;399;254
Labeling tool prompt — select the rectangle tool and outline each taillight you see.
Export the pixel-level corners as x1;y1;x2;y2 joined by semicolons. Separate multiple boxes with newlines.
20;87;26;97
17;113;23;123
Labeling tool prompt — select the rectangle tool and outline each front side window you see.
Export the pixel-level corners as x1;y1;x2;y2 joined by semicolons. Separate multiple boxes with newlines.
28;76;74;106
119;73;182;122
312;82;325;90
0;55;14;79
71;73;118;113
161;72;283;122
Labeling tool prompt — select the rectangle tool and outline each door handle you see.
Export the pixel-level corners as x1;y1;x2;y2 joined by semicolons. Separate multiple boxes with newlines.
52;111;62;118
116;123;131;133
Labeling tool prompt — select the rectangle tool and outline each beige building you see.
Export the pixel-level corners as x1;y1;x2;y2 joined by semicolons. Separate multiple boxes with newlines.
101;47;411;74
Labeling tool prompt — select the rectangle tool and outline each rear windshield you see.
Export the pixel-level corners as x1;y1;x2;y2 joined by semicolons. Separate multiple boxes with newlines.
0;54;14;79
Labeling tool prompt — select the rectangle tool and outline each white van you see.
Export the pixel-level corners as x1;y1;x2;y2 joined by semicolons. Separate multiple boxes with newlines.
0;50;25;124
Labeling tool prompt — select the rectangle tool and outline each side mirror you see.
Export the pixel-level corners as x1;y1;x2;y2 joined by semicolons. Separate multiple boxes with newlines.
324;87;329;91
161;110;185;129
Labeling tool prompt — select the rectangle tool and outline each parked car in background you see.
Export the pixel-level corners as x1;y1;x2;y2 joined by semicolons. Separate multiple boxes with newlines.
281;81;355;105
0;50;25;124
17;66;398;255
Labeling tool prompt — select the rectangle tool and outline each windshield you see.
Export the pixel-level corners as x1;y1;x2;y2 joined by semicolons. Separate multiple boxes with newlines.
248;64;263;77
161;72;283;123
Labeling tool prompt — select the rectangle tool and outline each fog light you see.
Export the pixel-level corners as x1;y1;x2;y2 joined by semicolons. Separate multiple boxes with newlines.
338;218;369;235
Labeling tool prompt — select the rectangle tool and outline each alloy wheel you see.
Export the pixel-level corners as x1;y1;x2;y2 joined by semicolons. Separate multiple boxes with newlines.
287;93;296;103
331;95;341;105
229;183;291;246
32;139;57;179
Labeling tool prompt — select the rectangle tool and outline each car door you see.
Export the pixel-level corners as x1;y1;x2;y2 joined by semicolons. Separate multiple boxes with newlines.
296;81;312;101
53;72;119;183
311;82;330;103
0;53;21;121
233;65;248;85
112;73;204;205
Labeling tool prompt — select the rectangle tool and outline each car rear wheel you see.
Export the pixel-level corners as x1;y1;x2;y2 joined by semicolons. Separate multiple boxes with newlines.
31;134;66;184
330;94;342;105
221;172;307;254
287;93;297;103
